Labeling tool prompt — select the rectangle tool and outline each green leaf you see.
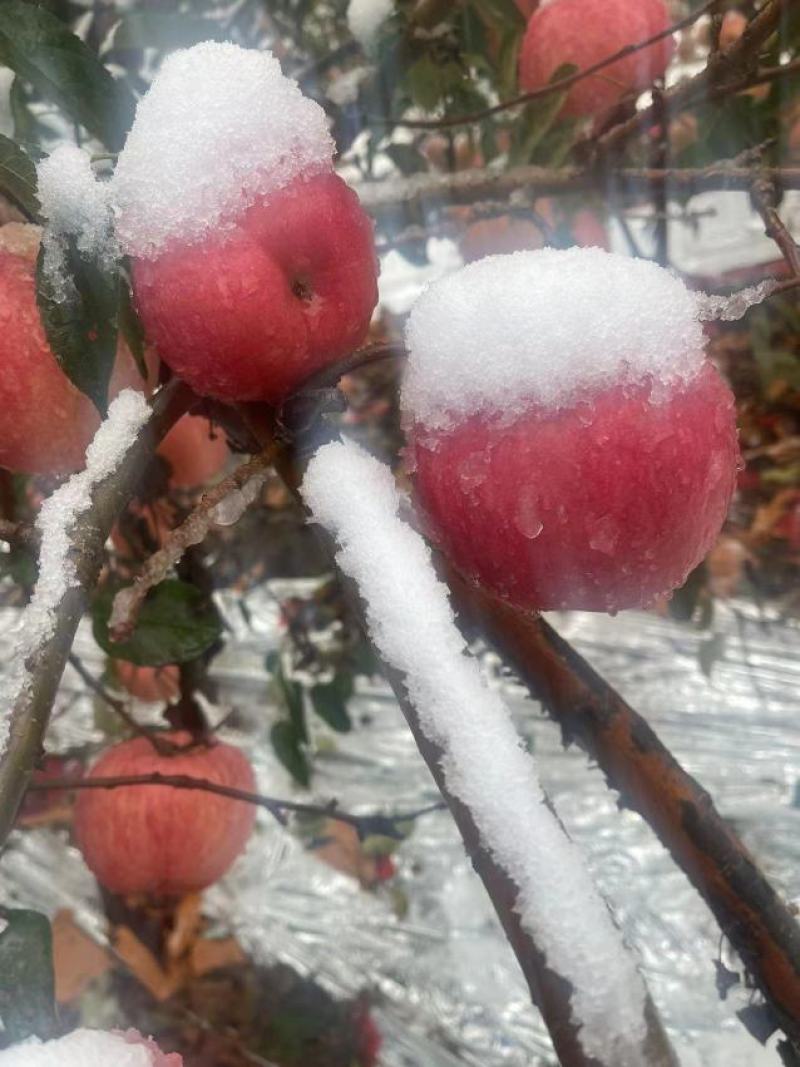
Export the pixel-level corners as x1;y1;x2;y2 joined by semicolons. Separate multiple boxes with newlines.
0;134;40;220
35;237;119;415
0;1;135;150
510;64;577;166
309;673;353;733
0;908;56;1045
384;142;427;176
277;668;308;745
105;12;226;56
118;270;148;380
92;579;222;667
270;721;310;787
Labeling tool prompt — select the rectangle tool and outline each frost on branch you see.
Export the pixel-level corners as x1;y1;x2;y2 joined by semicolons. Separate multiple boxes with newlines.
302;438;649;1065
402;247;707;432
111;42;334;259
695;279;779;322
0;390;150;753
0;1028;182;1065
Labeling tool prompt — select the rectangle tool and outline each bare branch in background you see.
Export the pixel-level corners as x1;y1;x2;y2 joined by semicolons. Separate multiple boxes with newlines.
108;448;277;642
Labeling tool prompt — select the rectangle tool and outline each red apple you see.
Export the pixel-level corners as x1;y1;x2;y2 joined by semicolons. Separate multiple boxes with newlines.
132;172;379;404
0;225;155;476
519;0;674;121
114;661;180;703
408;364;739;612
459;216;545;263
74;732;256;896
158;413;229;489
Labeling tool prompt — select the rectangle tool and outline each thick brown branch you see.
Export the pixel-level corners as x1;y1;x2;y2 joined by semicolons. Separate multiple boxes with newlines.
448;572;800;1050
380;0;720;130
0;381;194;847
108;448;276;642
27;772;444;835
751;177;800;278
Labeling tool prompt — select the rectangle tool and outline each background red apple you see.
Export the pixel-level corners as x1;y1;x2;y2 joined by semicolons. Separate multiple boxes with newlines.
0;224;154;476
133;172;379;404
158;413;229;489
74;732;256;896
114;661;180;703
519;0;674;121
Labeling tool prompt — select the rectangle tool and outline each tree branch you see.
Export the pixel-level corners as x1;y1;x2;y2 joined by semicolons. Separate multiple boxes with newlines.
751;176;800;278
108;448;277;642
0;381;194;847
447;571;800;1051
27;771;444;837
596;0;793;154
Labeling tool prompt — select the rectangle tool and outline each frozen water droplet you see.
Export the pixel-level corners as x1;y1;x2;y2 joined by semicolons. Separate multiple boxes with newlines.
515;487;544;540
458;450;489;492
589;515;619;555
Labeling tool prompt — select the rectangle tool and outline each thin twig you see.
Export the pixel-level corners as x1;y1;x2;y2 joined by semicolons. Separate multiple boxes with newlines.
751;177;800;278
109;449;277;642
376;0;720;130
66;653;177;754
596;0;792;154
0;518;36;548
27;772;444;836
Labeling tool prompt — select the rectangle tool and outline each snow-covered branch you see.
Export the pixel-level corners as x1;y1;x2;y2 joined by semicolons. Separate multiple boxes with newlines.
0;380;192;846
301;438;676;1067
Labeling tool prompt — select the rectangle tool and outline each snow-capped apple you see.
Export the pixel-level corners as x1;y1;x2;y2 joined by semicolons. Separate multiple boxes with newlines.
112;43;378;406
74;732;256;896
0;1028;182;1066
0;224;153;475
519;0;674;121
401;248;740;613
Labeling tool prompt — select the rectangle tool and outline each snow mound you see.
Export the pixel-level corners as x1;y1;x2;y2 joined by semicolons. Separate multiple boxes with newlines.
0;1028;176;1066
347;0;393;50
112;42;334;259
402;247;706;430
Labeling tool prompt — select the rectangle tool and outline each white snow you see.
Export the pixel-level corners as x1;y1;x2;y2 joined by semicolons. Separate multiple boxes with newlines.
36;144;117;299
302;438;650;1065
111;42;334;260
347;0;393;50
0;1029;154;1066
402;247;707;431
0;390;150;753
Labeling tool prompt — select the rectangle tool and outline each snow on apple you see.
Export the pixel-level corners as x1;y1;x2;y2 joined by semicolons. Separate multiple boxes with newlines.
302;438;649;1064
519;0;674;121
74;732;256;896
0;390;151;752
401;248;740;613
0;1028;181;1065
111;42;378;404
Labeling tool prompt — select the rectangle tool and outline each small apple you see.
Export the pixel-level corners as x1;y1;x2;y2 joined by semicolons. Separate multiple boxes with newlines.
132;172;379;404
0;224;154;475
519;0;674;122
459;216;545;263
74;732;256;896
114;660;180;703
158;413;229;489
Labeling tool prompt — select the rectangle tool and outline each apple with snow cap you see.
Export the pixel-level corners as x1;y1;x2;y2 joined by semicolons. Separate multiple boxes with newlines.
519;0;674;121
112;43;378;405
0;224;153;475
74;732;255;896
0;1028;182;1065
401;248;740;613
